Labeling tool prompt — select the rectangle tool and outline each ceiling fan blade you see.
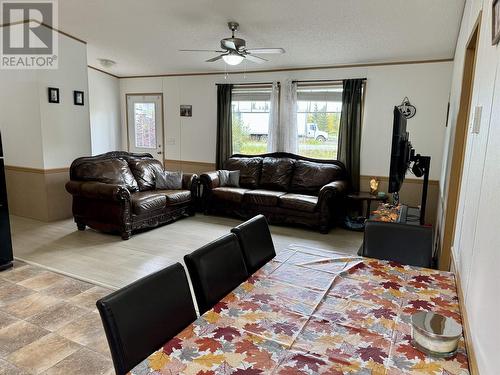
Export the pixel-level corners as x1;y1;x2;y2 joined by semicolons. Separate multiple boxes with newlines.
179;49;225;53
245;48;285;54
206;55;224;62
244;54;267;64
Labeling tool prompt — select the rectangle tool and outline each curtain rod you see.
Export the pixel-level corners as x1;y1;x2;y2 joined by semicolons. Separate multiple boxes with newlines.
292;78;367;84
215;82;279;86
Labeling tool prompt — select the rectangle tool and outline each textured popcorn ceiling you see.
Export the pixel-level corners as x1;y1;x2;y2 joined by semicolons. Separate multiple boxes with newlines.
59;0;465;76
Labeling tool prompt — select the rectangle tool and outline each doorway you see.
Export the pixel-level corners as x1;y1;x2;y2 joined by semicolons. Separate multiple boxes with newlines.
439;15;481;270
126;94;164;162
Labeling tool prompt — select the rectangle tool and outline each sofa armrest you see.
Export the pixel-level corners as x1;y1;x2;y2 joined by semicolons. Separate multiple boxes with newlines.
182;173;198;191
318;180;348;203
200;171;220;190
65;181;131;202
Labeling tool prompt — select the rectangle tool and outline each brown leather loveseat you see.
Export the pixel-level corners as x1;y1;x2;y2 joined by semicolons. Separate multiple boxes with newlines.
66;151;198;239
200;152;348;233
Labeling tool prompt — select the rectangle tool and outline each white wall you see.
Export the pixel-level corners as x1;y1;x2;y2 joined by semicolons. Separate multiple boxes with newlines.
38;34;91;169
439;0;500;372
0;71;44;168
120;61;452;180
88;68;122;155
0;27;91;169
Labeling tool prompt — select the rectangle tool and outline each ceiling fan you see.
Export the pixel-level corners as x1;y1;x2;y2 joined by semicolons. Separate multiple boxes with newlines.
179;22;285;66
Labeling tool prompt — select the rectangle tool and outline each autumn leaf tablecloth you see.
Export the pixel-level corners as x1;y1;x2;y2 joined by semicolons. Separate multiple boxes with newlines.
130;244;469;375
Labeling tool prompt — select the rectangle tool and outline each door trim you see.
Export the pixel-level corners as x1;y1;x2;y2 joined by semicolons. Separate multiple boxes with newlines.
439;13;481;270
125;93;164;156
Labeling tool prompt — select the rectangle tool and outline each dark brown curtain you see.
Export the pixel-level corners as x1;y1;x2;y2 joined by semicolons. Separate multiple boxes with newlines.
216;84;233;169
338;79;363;192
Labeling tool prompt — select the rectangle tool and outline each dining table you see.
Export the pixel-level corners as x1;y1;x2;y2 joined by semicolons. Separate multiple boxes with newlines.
130;244;470;374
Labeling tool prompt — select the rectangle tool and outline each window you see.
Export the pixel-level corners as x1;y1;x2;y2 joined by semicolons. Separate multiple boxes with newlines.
133;102;157;149
231;86;272;154
296;85;343;159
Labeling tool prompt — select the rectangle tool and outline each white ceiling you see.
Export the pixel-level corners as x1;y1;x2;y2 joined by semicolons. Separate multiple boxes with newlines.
58;0;465;77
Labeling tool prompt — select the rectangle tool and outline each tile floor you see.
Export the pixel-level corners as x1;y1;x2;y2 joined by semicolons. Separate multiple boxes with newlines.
0;261;114;375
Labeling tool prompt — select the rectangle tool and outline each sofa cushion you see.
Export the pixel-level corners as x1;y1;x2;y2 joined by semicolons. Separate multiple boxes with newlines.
127;158;164;191
73;159;139;192
131;191;167;215
260;157;295;191
244;190;286;207
290;160;344;195
155;171;183;190
212;187;250;204
218;170;240;187
223;157;262;189
279;193;318;213
161;190;191;205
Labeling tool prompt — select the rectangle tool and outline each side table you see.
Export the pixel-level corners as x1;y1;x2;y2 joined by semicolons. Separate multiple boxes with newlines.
347;192;389;220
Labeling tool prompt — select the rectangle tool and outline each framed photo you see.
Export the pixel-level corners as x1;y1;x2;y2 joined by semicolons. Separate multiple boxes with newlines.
180;104;192;117
493;0;500;45
73;91;84;106
48;87;59;103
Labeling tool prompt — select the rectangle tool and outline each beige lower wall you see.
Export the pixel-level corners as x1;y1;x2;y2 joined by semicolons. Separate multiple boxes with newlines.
45;170;73;221
164;159;216;175
5;167;49;221
5;166;72;222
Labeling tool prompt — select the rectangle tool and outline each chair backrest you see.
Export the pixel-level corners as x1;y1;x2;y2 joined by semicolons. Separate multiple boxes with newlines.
96;263;196;375
362;221;433;268
184;233;249;314
231;215;276;274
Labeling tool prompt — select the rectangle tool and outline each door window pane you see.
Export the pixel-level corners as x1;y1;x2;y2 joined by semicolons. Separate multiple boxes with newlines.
134;102;156;149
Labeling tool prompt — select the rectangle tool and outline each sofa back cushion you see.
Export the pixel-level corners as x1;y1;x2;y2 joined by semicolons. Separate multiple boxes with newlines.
72;158;139;192
290;160;344;195
155;170;183;190
128;158;164;191
223;157;262;189
259;157;295;191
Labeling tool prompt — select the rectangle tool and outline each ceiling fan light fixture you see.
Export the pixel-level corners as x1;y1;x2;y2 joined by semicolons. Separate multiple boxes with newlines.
179;21;285;66
222;52;244;66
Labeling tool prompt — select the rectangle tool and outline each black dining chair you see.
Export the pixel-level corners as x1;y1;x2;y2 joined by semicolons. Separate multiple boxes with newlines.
360;220;433;268
184;233;249;314
96;263;197;375
231;214;276;274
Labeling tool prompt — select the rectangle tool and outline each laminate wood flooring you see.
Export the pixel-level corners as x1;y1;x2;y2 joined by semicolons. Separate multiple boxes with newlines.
10;214;362;290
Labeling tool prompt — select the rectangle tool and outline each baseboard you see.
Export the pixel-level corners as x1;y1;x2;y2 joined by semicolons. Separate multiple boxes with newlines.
451;250;479;375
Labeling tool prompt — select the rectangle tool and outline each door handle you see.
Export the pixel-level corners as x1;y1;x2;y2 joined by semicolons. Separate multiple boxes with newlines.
157;151;162;155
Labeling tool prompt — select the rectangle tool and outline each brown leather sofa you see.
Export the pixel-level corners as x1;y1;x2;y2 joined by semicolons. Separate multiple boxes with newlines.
200;152;348;233
66;151;198;239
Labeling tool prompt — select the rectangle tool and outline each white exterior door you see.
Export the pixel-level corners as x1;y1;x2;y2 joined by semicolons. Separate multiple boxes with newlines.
126;94;163;161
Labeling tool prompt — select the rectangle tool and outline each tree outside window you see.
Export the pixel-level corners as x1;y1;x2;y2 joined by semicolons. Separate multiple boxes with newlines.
297;86;342;159
231;88;272;155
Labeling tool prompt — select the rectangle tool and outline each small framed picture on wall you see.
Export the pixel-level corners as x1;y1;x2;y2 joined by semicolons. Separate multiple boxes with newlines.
493;0;500;45
180;105;192;117
73;91;84;106
48;87;59;103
